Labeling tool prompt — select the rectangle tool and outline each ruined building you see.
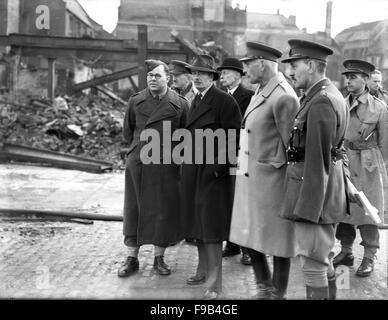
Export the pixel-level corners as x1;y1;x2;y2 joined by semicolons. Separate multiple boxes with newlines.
114;0;247;58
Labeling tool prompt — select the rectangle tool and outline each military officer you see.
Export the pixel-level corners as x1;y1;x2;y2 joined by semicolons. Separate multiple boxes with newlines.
368;69;388;106
169;60;198;105
217;57;254;265
229;42;299;300
118;59;189;278
334;60;388;277
280;39;350;299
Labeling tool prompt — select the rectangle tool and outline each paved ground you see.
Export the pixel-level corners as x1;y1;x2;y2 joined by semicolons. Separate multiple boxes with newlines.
0;164;387;300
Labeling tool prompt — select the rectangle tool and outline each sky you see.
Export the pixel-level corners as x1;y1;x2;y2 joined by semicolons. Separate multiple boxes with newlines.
78;0;388;37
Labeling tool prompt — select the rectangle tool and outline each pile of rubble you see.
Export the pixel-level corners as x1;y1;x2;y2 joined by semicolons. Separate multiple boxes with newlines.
0;94;127;167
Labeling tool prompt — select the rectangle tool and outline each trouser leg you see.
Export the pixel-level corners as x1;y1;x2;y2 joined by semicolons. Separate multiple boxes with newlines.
196;241;207;278
246;248;271;286
272;256;291;299
124;235;140;258
205;242;223;293
335;223;356;253
300;255;329;300
358;224;379;260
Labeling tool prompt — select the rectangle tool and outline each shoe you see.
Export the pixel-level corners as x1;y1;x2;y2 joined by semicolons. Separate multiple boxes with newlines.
255;283;272;300
117;256;139;278
222;242;240;257
333;251;354;268
356;257;374;277
203;290;218;300
240;252;252;265
153;255;171;276
187;274;206;285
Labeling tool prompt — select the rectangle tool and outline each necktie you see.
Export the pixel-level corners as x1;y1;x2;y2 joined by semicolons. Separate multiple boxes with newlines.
190;93;202;114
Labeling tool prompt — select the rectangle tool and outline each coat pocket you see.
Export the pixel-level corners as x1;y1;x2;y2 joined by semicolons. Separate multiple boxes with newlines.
279;165;303;221
361;149;379;172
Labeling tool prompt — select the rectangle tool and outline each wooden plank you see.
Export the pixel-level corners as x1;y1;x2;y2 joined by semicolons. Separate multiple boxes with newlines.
138;25;148;90
95;85;127;105
47;58;56;99
72;66;137;91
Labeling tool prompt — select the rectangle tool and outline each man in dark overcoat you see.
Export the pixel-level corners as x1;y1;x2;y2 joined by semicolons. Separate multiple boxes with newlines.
180;54;242;300
118;59;189;278
217;57;254;266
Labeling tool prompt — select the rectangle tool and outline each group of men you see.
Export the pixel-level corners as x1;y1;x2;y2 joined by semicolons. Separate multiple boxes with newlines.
117;38;388;300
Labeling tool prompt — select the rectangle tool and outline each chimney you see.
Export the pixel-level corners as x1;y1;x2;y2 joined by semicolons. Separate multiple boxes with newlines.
289;15;296;25
325;1;332;37
277;9;280;15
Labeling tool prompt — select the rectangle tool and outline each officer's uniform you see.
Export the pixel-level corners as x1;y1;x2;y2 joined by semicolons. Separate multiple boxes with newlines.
169;60;198;105
334;59;388;277
280;40;349;300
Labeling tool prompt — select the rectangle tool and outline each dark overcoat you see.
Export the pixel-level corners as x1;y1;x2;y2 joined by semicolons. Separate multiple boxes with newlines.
123;88;189;245
181;84;242;242
231;83;254;117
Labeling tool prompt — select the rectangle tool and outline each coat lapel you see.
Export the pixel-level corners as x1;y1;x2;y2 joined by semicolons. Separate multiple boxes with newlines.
145;89;178;127
242;73;284;124
186;85;215;127
297;78;331;116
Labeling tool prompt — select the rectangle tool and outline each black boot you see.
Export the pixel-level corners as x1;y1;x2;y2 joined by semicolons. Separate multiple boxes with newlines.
306;286;329;300
153;256;171;275
222;241;241;257
117;256;139;278
356;257;374;277
247;248;272;300
240;247;252;265
328;274;337;300
270;257;290;300
333;251;354;268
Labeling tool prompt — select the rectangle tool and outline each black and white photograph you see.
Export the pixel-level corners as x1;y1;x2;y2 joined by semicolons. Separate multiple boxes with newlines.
0;0;387;308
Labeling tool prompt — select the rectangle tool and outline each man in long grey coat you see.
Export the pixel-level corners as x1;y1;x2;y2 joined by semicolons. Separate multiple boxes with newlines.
118;59;189;278
334;59;388;277
229;42;299;300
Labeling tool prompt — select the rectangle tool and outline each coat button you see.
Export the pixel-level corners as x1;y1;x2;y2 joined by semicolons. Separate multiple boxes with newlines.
244;151;249;155
247;129;251;133
244;172;249;177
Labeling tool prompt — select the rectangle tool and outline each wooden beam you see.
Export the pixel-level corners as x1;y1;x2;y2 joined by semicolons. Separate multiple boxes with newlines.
47;57;56;99
0;34;185;62
138;25;148;90
72;66;137;91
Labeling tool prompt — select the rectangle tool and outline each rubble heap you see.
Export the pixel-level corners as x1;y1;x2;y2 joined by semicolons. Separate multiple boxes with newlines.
0;94;127;168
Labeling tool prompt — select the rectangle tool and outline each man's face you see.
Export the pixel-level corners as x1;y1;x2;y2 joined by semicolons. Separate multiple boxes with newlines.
172;73;190;90
344;73;366;94
147;65;169;94
220;69;241;89
243;59;262;84
288;59;310;90
192;71;214;91
367;73;382;92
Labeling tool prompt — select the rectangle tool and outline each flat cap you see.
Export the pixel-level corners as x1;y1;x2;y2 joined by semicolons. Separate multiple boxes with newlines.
239;42;282;63
145;59;168;72
169;60;190;75
341;59;375;77
281;39;333;63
